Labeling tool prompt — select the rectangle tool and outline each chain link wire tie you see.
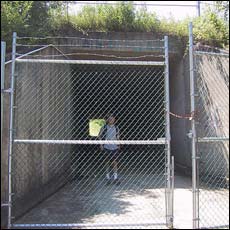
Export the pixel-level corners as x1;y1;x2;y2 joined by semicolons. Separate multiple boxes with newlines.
1;88;13;94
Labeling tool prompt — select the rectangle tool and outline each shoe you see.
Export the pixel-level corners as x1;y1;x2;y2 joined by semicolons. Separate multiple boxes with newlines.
113;179;120;185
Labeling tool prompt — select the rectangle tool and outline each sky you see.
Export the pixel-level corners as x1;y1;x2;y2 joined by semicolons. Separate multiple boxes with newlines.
69;1;213;20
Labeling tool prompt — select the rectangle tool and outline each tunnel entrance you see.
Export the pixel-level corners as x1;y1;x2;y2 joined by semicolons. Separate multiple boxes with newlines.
70;64;165;140
11;55;172;228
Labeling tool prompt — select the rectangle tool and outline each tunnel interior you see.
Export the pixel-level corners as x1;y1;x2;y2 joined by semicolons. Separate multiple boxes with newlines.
69;63;167;179
70;64;165;140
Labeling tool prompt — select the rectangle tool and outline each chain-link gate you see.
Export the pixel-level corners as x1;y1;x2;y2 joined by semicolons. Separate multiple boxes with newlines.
6;33;174;229
189;23;229;229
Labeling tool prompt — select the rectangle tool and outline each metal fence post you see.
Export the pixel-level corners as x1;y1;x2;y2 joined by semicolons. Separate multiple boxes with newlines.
197;1;201;17
8;32;17;229
1;41;6;149
171;155;174;226
189;22;199;229
164;35;173;228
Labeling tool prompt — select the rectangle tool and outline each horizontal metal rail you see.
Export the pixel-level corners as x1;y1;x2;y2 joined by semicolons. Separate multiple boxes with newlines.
14;139;166;145
15;52;164;59
197;137;229;142
12;222;166;228
194;51;229;57
17;36;164;42
15;59;165;66
72;1;198;7
200;225;229;229
1;203;10;207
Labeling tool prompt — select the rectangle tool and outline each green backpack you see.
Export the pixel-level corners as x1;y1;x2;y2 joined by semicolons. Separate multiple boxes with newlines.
89;119;106;137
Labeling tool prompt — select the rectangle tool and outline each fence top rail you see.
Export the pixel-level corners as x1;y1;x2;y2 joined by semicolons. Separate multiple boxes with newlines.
14;139;166;145
194;51;229;57
15;59;165;66
17;36;164;42
197;137;229;142
12;222;166;228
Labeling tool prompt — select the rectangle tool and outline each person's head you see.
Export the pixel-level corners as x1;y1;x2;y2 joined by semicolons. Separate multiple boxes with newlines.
107;115;116;125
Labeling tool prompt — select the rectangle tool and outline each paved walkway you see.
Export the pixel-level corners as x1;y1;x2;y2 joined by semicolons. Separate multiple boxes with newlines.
13;171;228;229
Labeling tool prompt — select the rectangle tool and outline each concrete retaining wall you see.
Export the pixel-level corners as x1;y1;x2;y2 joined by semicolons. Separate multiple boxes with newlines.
1;47;72;226
52;31;184;56
170;54;191;174
194;53;229;180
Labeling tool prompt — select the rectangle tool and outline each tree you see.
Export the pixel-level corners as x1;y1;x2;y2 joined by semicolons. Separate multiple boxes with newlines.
193;9;229;47
1;1;66;51
26;1;65;36
214;1;229;22
1;1;33;40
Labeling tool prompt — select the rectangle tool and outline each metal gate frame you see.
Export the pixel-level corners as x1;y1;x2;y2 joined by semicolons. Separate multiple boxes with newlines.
189;22;229;229
4;33;174;229
188;23;199;229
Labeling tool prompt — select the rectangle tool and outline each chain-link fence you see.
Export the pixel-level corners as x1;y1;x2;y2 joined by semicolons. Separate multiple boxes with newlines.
2;24;229;229
7;34;173;229
194;51;229;229
188;21;229;229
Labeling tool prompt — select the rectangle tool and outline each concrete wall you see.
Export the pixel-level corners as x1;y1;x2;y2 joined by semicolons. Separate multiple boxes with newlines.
12;61;72;218
52;31;184;56
1;53;11;228
170;51;229;179
194;53;229;180
1;47;72;226
169;54;191;175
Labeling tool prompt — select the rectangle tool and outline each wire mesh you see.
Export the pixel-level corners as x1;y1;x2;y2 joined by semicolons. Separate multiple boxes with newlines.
11;60;169;228
194;51;229;229
12;144;167;228
16;36;165;52
15;36;166;61
14;62;165;141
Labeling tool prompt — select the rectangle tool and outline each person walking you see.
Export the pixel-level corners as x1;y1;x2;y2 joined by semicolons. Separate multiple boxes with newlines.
99;115;121;185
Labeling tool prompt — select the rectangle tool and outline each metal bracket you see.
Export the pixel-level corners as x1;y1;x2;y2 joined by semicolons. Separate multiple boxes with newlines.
1;203;11;207
191;93;198;97
193;218;200;221
187;130;193;138
166;216;174;229
1;88;13;94
192;156;200;160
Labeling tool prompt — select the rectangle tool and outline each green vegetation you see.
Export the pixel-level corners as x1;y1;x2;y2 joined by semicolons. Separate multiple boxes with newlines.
1;1;229;49
193;10;229;47
1;1;65;50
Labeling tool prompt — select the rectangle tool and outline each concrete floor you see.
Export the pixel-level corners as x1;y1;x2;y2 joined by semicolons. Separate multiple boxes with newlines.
173;173;193;229
13;171;228;229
